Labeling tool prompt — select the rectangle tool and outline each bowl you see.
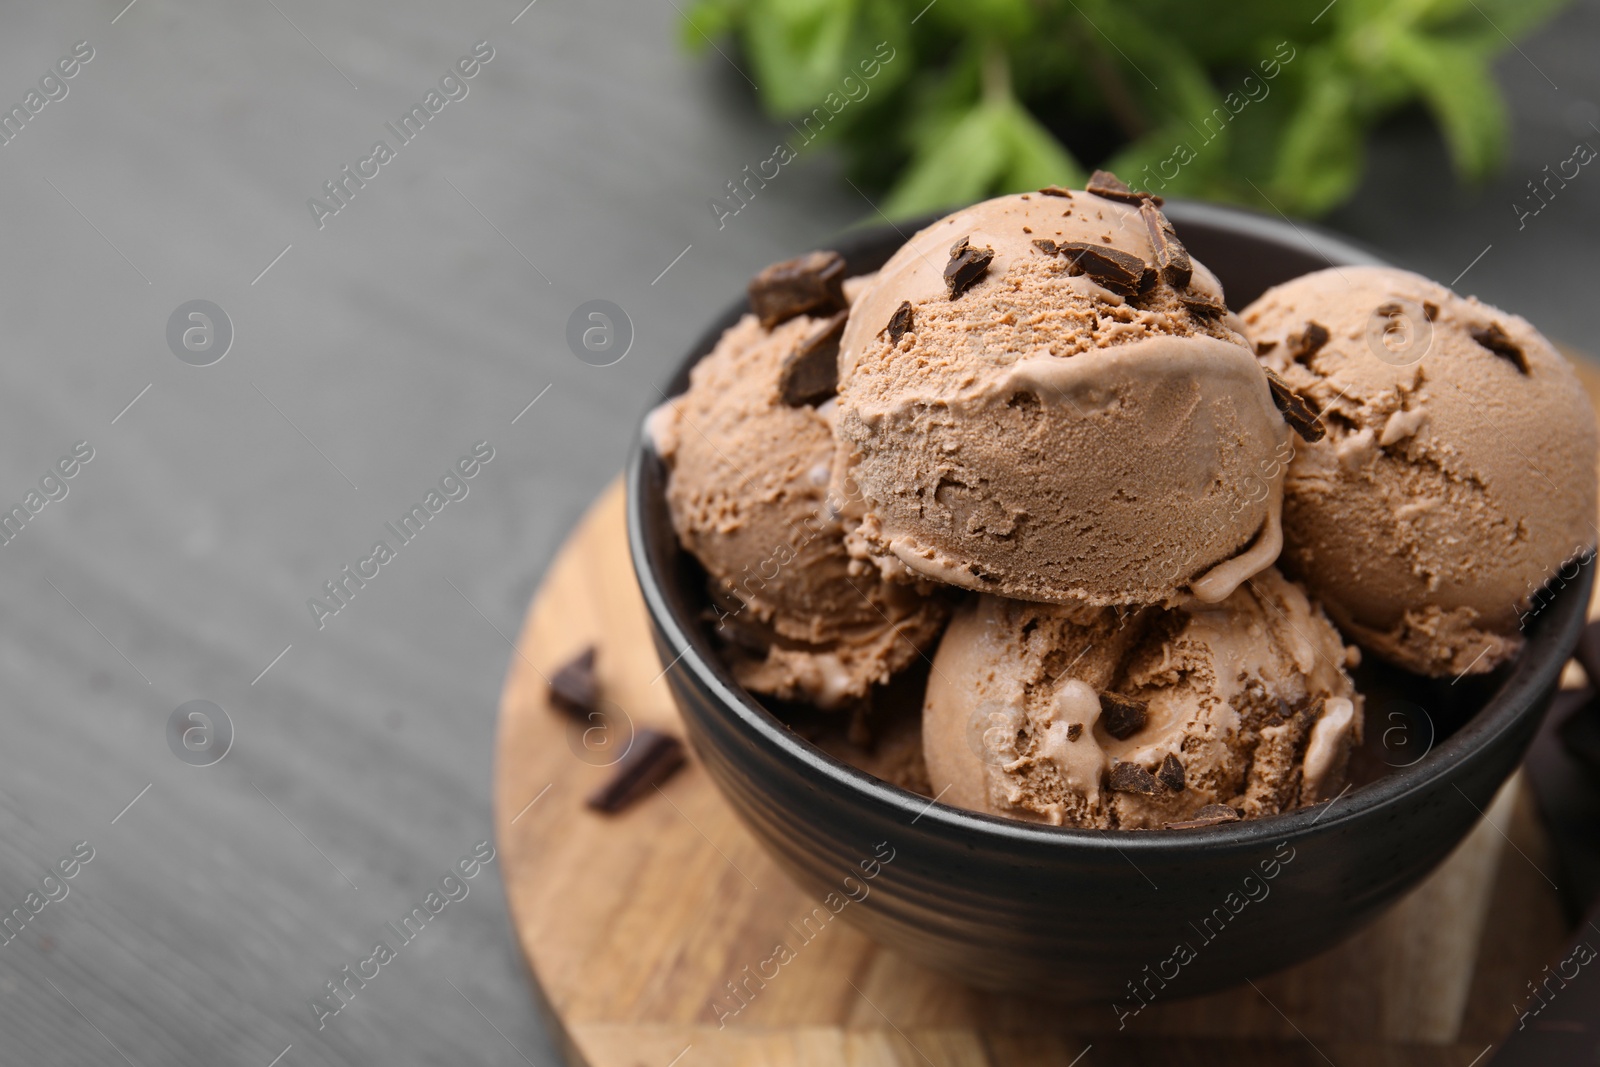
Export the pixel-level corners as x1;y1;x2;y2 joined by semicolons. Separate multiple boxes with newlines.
626;200;1592;1002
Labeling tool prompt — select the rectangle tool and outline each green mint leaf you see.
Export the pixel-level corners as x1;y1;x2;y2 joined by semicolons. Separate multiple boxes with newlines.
1385;32;1506;178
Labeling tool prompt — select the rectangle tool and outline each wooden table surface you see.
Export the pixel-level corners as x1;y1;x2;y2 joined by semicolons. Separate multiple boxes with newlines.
3;1;1600;1064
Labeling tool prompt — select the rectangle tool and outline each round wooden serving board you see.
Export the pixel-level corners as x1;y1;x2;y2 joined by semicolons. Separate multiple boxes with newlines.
493;476;1595;1067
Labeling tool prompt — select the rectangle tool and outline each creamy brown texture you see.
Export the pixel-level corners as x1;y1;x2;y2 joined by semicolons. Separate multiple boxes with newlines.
1243;266;1598;676
923;568;1361;828
832;191;1288;606
650;279;948;708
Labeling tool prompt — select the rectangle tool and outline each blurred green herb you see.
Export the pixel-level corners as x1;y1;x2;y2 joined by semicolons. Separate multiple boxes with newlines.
680;0;1569;217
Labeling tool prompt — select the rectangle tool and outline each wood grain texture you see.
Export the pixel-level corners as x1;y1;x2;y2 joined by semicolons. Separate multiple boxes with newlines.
495;481;1570;1066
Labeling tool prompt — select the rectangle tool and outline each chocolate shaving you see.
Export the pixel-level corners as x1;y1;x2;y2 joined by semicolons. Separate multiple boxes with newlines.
944;236;995;299
1108;761;1161;795
1157;754;1186;792
548;646;598;719
1053;242;1155;298
1422;301;1439;322
1180;289;1227;318
1287;321;1330;365
748;250;847;329
1032;238;1062;255
1066;723;1083;742
1085;169;1163;206
1264;368;1325;443
778;309;846;406
886;300;914;342
1139;199;1191;288
1164;804;1243;830
1100;692;1148;740
1470;322;1529;374
1254;340;1278;356
585;727;686;814
1039;185;1073;197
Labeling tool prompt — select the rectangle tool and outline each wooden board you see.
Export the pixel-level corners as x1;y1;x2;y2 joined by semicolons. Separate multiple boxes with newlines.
494;480;1579;1067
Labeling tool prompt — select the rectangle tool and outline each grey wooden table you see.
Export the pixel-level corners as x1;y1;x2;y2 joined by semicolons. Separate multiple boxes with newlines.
0;1;1596;1064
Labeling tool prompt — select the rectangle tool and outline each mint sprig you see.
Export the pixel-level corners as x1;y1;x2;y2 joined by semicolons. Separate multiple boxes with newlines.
681;0;1570;216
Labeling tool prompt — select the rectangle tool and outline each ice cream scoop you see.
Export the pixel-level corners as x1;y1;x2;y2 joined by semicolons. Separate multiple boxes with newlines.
831;182;1290;608
649;272;948;709
922;568;1361;829
1242;265;1598;677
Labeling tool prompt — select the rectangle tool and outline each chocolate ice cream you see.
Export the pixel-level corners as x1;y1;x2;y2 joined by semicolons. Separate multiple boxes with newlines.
922;567;1361;828
832;186;1289;607
649;270;948;709
1243;266;1598;677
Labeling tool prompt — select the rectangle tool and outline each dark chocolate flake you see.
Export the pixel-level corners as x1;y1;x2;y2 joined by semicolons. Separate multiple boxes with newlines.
1055;242;1151;298
1139;199;1191;288
548;646;598;719
778;309;847;406
585;727;686;814
886;300;914;343
1085;168;1163;206
1039;185;1072;197
1164;804;1243;830
1264;368;1325;443
944;236;995;299
1422;301;1439;322
1100;692;1148;740
1180;289;1228;318
1288;321;1330;365
1066;723;1083;742
1157;754;1186;792
748;250;847;329
1470;322;1530;374
1108;761;1162;795
1254;340;1278;356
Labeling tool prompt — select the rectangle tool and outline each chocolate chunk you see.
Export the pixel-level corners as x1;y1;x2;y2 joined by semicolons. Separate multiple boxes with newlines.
944;236;995;299
1254;340;1279;356
1157;754;1186;792
1039;185;1072;197
586;728;687;814
1422;301;1439;322
1164;804;1243;830
1085;169;1162;206
549;646;598;719
1139;199;1191;288
1180;289;1227;318
1066;723;1083;742
1265;367;1325;443
1054;242;1154;298
778;309;847;406
1470;322;1529;374
1288;321;1330;365
1100;692;1149;740
748;250;847;329
886;300;914;342
1108;761;1161;795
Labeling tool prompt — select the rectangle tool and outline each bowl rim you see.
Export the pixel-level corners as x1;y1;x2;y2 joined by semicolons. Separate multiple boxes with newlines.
627;197;1591;855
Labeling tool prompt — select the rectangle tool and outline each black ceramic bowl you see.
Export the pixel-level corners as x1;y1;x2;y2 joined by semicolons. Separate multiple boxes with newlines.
627;201;1592;1003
